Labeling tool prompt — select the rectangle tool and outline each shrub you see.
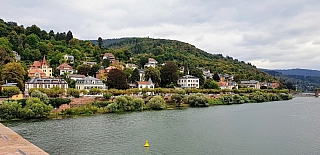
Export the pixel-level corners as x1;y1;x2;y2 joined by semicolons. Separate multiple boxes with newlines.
107;102;118;113
31;90;49;104
103;92;113;100
67;88;80;98
48;98;71;108
132;98;145;110
147;96;166;110
0;100;23;119
115;95;134;111
219;95;234;105
208;99;223;105
22;98;53;119
186;93;209;107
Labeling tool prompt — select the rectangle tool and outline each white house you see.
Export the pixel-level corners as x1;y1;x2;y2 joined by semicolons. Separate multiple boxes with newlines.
177;75;200;88
126;63;138;70
64;54;74;63
240;80;260;89
144;58;158;68
136;78;154;89
75;76;107;91
57;63;74;75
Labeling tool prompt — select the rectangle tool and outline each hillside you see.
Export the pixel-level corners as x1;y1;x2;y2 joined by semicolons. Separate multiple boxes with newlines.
91;37;275;82
273;69;320;77
262;69;320;91
0;18;276;87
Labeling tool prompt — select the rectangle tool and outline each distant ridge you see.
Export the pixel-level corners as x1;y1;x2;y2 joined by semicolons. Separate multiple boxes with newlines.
272;69;320;77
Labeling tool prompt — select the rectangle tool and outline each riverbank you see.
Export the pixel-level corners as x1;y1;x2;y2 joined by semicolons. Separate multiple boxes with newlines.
0;123;48;155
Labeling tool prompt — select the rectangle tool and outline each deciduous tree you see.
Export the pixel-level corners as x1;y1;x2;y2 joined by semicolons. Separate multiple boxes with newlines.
107;69;128;90
160;61;179;87
1;62;26;90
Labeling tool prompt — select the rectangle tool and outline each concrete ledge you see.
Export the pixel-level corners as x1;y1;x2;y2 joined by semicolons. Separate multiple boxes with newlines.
0;123;48;155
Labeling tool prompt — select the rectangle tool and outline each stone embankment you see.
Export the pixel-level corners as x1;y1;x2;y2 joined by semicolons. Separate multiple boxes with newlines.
0;123;48;155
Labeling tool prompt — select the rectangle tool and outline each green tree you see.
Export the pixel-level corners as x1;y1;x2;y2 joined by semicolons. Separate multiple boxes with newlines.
145;67;160;86
107;69;128;89
30;90;49;104
102;59;110;68
22;98;53;119
77;64;91;75
89;88;101;95
160;61;179;87
67;88;80;98
0;47;14;66
190;67;205;86
25;25;42;37
203;79;220;89
212;72;220;82
0;100;22;120
1;86;20;98
1;62;26;90
90;64;101;77
66;30;73;43
123;67;133;83
130;68;140;83
98;37;103;49
24;34;40;48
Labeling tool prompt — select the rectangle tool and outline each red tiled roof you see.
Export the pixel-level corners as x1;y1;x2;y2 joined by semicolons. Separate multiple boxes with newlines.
218;81;228;86
57;63;73;70
104;53;115;58
137;81;149;85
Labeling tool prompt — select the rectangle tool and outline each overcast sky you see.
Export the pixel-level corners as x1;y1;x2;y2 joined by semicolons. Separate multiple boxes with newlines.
1;0;320;70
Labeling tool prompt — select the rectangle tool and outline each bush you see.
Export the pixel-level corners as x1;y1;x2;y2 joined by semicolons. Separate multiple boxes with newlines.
132;98;145;110
208;99;223;105
0;100;23;120
219;95;234;105
186;93;209;107
249;91;270;103
107;102;118;113
22;98;53;119
147;96;166;110
233;94;250;104
103;92;113;100
279;93;292;100
115;95;134;111
31;90;49;104
48;98;71;108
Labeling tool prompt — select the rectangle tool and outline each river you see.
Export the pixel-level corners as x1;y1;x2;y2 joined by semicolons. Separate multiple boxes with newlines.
3;97;320;155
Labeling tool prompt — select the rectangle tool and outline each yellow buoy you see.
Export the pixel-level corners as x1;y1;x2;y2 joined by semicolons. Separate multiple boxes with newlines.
144;140;149;147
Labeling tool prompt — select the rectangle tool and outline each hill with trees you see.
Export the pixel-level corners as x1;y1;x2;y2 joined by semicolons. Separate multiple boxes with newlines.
261;69;320;91
90;37;276;83
0;18;277;90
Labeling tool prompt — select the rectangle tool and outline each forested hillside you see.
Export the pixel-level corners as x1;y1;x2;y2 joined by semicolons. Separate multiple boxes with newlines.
0;18;276;88
273;69;320;77
91;38;275;82
262;69;320;91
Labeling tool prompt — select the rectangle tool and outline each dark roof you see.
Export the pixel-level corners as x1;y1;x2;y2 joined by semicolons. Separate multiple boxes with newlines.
26;78;67;84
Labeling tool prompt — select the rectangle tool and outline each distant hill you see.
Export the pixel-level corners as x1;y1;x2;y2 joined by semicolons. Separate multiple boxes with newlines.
273;69;320;77
261;69;320;91
91;37;276;82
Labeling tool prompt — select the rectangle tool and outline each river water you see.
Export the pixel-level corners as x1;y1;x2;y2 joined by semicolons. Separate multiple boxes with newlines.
4;97;320;155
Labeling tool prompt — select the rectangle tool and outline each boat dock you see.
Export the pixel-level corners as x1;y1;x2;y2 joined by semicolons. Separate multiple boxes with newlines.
0;123;48;155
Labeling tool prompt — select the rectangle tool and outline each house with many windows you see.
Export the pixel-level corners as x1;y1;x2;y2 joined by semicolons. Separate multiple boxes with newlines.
28;56;53;78
240;80;260;89
177;75;200;88
75;76;107;91
24;78;68;94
